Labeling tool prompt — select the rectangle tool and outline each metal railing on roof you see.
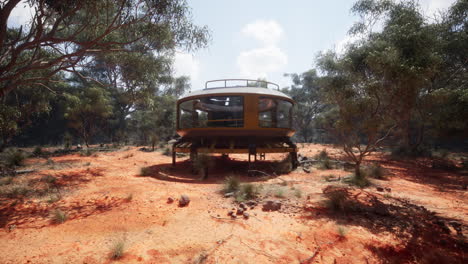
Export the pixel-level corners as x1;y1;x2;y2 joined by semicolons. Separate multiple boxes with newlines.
205;79;280;90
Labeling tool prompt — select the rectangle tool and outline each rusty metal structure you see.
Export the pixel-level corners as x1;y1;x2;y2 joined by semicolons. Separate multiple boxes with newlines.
172;79;298;168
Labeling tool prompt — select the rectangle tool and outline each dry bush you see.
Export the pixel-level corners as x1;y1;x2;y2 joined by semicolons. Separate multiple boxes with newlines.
223;175;240;194
52;209;68;224
110;240;125;260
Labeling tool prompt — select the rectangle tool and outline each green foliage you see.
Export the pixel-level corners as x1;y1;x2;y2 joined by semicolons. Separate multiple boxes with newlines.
110;241;125;260
324;189;349;212
1;148;26;167
274;187;285;198
344;173;371;188
52;209;68;224
365;163;385;179
236;183;259;201
32;146;43;157
140;166;152;176
223;175;240;194
337;226;347;238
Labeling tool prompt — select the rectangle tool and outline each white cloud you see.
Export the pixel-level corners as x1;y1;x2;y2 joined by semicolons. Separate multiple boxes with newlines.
173;52;200;82
237;46;287;78
7;1;34;28
241;19;284;45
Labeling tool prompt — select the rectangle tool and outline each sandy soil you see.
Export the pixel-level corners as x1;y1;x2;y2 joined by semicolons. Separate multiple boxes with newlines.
0;144;466;263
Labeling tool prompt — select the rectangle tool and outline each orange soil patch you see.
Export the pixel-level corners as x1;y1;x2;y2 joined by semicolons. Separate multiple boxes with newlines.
0;144;466;263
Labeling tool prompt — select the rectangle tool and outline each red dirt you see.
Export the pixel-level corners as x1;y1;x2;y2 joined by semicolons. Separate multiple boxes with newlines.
0;144;466;263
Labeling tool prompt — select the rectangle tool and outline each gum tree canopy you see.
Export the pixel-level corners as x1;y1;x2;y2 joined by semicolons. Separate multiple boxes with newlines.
0;0;209;97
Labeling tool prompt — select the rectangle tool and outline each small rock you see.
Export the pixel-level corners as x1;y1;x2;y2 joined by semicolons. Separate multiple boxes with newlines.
384;187;391;192
167;197;174;204
178;195;190;207
224;192;234;198
262;200;282;211
250;206;255;210
243;212;249;219
227;211;234;217
239;203;246;209
303;167;311;173
376;187;384;192
236;208;244;215
246;201;257;207
230;214;237;219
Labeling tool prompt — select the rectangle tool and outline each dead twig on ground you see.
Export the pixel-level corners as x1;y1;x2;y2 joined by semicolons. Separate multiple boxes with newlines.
300;247;320;264
239;240;277;261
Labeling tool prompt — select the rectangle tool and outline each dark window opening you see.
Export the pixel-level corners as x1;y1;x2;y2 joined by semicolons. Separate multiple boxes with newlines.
179;96;244;128
258;97;292;128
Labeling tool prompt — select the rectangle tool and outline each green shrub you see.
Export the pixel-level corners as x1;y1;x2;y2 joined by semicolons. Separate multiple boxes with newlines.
235;183;259;201
223;175;240;193
294;189;302;198
41;175;57;184
162;147;172;156
315;149;330;160
0;176;13;186
52;209;68;223
80;149;94;157
2;148;26;167
337;226;347;238
274;187;285;198
110;241;125;260
32;146;43;157
318;158;333;170
140;166;152;176
323;188;349;212
344;172;370;188
365;163;385;179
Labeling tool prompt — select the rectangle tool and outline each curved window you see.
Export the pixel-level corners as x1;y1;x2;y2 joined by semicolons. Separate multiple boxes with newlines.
179;96;244;128
258;97;292;128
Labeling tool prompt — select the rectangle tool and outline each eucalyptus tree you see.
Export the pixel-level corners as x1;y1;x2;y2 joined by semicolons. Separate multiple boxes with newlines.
0;0;209;97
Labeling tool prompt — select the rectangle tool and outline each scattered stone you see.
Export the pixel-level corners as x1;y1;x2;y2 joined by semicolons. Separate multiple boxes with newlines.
376;187;384;192
178;195;190;207
303;167;311;173
167;197;174;204
236;208;244;215
246;201;257;207
384;187;391;192
230;214;237;219
243;212;249;219
262;200;282;211
76;144;82;150
250;206;255;210
239;203;246;209
227;211;234;217
224;192;235;198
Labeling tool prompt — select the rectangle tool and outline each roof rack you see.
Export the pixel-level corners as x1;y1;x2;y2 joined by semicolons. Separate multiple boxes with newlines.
205;79;280;91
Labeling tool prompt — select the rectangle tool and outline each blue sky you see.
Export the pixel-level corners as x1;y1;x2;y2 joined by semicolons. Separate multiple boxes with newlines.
7;0;457;91
173;0;457;90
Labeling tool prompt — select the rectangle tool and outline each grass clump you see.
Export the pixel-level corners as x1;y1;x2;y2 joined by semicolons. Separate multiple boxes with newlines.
140;166;152;176
1;148;26;167
274;187;285;198
80;149;94;157
0;176;13;186
294;188;302;198
365;163;385;179
125;193;133;202
337;225;347;238
323;188;349;212
47;194;61;203
315;149;330;160
41;175;57;184
0;184;30;198
344;172;371;188
52;209;68;224
235;183;259;201
223;175;240;193
110;240;125;260
32;146;43;157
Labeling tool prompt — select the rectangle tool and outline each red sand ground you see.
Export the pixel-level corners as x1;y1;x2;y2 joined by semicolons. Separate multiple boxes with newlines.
0;144;466;263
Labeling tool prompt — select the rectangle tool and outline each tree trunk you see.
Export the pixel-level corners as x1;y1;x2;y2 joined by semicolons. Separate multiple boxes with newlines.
354;161;361;178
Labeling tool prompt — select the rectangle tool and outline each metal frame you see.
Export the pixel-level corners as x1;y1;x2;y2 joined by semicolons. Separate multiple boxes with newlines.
205;79;280;90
